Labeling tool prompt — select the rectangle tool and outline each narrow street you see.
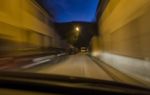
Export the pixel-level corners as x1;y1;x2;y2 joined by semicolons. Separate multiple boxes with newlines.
37;54;113;81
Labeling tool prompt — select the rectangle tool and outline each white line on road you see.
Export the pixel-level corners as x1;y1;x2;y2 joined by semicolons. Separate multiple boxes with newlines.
22;59;51;69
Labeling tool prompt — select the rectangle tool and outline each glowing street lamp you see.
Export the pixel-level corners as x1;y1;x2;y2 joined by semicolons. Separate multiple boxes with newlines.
73;26;81;41
75;26;80;31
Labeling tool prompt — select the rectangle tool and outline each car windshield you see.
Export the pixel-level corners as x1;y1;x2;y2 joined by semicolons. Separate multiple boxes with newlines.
0;0;150;90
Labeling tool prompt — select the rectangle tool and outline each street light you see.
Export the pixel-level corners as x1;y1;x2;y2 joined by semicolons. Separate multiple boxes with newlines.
73;26;81;41
75;26;80;31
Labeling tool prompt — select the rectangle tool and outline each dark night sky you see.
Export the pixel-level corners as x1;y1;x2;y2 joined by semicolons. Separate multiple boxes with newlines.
38;0;100;23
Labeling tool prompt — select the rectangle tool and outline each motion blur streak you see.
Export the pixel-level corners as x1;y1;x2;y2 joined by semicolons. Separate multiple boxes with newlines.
0;0;66;57
91;0;150;86
0;0;150;89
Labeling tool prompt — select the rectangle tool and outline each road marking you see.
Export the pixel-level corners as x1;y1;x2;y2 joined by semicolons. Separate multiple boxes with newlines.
22;59;51;69
33;55;55;62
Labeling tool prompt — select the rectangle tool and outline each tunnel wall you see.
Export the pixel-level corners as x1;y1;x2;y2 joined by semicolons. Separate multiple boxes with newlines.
0;0;61;53
97;0;150;83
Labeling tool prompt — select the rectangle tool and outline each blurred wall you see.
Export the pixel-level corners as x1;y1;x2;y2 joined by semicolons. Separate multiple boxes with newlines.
90;36;101;56
95;0;150;83
99;0;150;59
0;0;61;53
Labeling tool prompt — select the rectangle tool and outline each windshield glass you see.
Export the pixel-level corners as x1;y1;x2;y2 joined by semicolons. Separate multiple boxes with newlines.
0;0;150;89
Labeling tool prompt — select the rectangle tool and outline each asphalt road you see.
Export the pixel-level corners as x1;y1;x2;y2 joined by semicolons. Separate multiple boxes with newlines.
37;54;114;81
0;53;147;87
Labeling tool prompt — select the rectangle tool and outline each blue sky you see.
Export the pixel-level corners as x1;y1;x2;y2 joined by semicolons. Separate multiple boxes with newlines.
40;0;99;23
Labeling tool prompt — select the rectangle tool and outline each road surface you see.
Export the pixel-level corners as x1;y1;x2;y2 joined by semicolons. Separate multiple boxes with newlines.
36;54;114;81
0;53;146;87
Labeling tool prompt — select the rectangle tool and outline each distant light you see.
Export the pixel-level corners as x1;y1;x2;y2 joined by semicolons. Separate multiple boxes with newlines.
75;27;80;31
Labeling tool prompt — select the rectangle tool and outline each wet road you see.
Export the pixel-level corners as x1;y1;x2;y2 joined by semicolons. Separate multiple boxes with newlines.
37;54;114;81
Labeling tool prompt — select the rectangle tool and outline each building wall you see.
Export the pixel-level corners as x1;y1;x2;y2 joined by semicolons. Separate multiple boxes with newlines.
96;0;150;84
99;0;150;59
0;0;61;52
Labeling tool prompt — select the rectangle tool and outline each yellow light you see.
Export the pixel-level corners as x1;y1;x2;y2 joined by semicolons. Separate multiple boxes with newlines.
75;27;80;31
